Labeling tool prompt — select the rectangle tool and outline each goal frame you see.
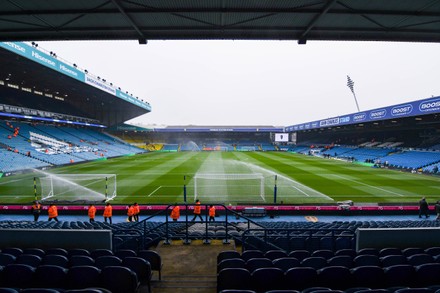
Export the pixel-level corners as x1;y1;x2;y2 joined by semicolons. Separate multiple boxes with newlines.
40;174;117;202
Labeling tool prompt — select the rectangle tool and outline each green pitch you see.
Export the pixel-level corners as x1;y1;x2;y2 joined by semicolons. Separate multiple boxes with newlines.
1;151;439;205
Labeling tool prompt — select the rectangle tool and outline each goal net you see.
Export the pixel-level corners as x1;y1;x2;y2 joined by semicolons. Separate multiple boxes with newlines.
39;174;117;203
193;173;265;202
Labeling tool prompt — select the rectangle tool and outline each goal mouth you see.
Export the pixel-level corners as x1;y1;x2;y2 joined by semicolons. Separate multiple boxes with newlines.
38;173;117;203
193;173;265;202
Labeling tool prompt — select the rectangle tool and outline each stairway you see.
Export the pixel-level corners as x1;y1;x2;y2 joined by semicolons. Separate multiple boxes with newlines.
151;239;236;293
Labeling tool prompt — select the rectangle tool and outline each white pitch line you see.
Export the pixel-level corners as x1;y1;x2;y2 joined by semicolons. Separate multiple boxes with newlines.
331;174;404;197
148;186;162;197
291;185;310;197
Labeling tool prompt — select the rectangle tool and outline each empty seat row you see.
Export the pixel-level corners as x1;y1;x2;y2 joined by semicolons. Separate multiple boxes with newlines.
0;248;162;281
218;247;440;263
0;264;140;293
217;263;440;293
219;287;440;293
219;253;440;273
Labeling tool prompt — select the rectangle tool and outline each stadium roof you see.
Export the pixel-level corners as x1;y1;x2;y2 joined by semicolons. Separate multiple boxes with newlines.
0;1;440;43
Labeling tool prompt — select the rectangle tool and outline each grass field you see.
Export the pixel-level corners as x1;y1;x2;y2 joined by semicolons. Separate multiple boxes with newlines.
1;151;440;205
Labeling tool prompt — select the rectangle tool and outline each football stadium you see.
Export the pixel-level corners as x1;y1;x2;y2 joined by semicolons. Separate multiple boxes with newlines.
1;2;440;293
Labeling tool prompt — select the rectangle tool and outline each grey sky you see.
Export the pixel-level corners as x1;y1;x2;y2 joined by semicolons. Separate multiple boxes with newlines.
40;40;440;127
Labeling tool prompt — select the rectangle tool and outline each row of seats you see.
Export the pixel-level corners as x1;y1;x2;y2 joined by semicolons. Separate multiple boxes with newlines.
219;287;440;293
217;263;440;293
218;247;440;264
218;253;440;273
0;248;162;280
0;288;111;293
0;264;140;293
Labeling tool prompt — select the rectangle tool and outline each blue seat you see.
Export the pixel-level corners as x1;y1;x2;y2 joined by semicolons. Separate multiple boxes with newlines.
90;249;113;259
353;255;381;267
114;249;137;259
327;255;354;268
20;289;61;293
335;249;356;258
0;253;16;266
415;263;440;287
265;250;288;261
33;265;68;289
23;248;46;258
246;258;273;273
394;288;434;293
379;248;402;257
357;248;379;256
301;257;327;270
312;250;334;260
45;248;68;257
42;254;69;268
381;255;407;267
241;250;264;262
1;248;23;258
384;264;416;288
351;266;385;288
424;247;440;257
218;251;241;264
251;267;284;293
0;288;19;293
67;265;101;289
217;268;252;292
69;255;95;267
219;290;256;293
284;267;318;290
99;266;139;293
2;264;35;288
15;254;42;267
272;257;300;272
318;266;353;290
218;258;246;273
406;254;435;266
94;256;122;269
137;250;163;281
68;249;91;258
402;248;425;258
122;257;152;292
289;250;311;262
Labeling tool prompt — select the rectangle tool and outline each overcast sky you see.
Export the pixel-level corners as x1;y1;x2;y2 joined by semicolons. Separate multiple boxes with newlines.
40;40;440;127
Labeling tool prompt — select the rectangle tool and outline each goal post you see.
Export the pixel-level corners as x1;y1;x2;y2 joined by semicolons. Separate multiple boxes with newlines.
193;173;265;202
39;174;117;203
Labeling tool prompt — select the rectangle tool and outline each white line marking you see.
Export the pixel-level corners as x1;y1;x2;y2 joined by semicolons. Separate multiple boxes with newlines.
148;186;162;197
331;174;404;197
291;185;310;197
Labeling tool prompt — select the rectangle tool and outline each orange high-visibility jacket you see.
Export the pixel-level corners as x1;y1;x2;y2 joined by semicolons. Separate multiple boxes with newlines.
170;206;180;220
127;206;135;216
209;206;216;217
133;205;140;215
48;205;58;218
32;204;41;211
88;206;97;219
194;202;201;214
103;205;112;217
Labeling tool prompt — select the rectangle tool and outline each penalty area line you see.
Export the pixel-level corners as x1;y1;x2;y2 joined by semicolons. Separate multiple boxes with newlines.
148;186;162;197
291;185;311;197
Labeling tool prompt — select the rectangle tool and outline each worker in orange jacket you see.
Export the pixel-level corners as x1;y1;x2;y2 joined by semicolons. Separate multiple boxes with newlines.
170;204;180;221
88;204;97;223
209;205;216;222
103;202;112;224
133;202;140;222
48;204;59;222
31;200;41;222
127;205;135;222
191;199;203;222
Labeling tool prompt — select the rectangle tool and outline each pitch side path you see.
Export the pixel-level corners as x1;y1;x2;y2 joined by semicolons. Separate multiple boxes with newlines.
1;151;440;205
